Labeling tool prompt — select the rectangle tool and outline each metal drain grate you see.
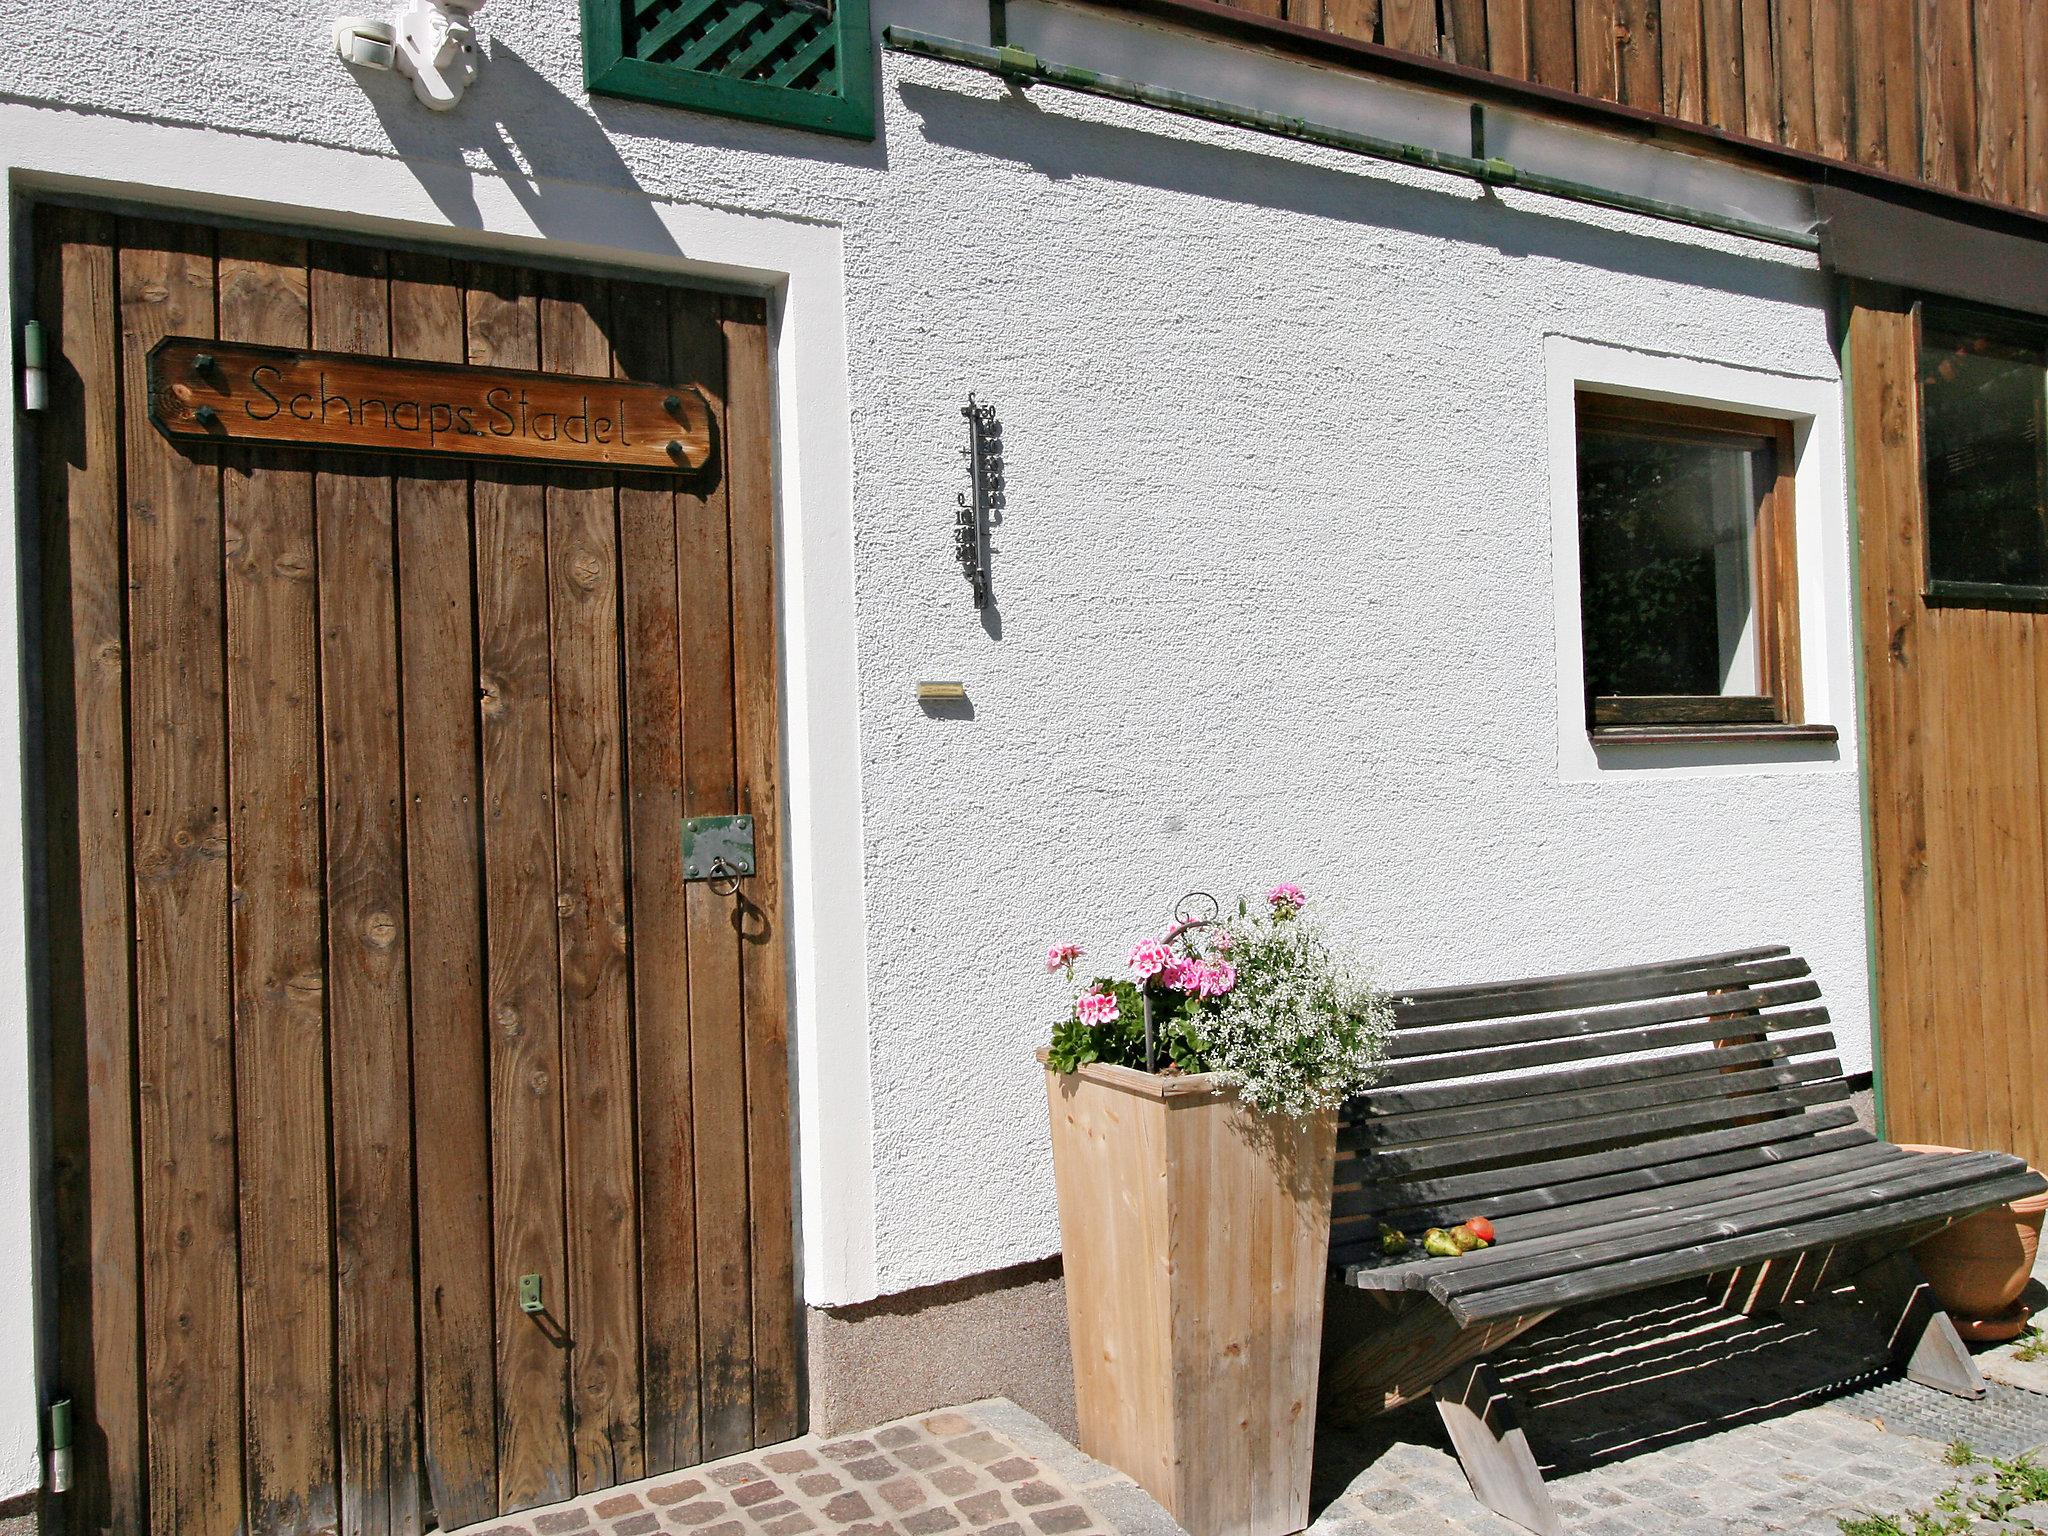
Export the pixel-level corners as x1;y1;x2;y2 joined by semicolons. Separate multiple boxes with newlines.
1834;1378;2048;1461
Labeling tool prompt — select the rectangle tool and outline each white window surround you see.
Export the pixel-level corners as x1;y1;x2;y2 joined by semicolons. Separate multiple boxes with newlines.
1546;335;1857;783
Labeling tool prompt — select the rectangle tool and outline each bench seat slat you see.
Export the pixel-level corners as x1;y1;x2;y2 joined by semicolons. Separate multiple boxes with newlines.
1388;976;1820;1059
1355;1041;1840;1145
1437;1165;2048;1325
1428;1151;2024;1303
1330;1121;1875;1239
1336;1140;1915;1287
1360;1029;1836;1117
1343;1070;1846;1175
1394;954;1807;1029
1335;1103;1863;1222
1374;1004;1831;1087
1424;1144;1960;1296
1486;1136;1898;1239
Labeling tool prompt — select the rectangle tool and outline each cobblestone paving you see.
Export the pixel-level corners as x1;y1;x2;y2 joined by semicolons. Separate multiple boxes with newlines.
451;1405;1110;1536
975;1283;2048;1536
1302;1270;2048;1536
458;1271;2048;1536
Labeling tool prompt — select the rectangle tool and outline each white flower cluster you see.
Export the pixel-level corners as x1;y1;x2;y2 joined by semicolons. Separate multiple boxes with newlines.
1204;909;1392;1118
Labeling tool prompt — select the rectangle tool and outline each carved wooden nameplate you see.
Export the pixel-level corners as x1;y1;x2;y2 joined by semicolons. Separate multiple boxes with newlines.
148;336;713;471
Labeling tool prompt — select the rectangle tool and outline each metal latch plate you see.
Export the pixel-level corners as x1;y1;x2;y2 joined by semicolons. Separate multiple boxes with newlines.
518;1273;544;1314
683;815;756;881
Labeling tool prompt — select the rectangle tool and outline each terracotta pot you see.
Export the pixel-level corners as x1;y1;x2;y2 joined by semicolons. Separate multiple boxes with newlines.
1898;1144;2048;1319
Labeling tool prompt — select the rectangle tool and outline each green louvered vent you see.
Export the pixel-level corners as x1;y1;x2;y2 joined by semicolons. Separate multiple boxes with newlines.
585;0;874;138
628;0;839;94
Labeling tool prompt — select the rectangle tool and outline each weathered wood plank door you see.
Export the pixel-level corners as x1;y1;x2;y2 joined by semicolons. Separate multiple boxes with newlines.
37;206;799;1536
1848;281;2048;1172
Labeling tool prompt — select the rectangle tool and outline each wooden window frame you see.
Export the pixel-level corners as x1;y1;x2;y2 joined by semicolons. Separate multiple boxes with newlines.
1575;392;1806;741
1915;299;2048;614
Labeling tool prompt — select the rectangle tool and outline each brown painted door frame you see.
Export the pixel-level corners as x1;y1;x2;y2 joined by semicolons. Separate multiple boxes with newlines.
1848;277;2048;1171
33;202;801;1536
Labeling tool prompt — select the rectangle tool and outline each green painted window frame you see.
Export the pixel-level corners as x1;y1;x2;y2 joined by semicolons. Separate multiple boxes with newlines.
583;0;876;140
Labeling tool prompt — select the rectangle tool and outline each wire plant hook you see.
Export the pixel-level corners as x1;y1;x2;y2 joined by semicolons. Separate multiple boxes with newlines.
1141;891;1225;1073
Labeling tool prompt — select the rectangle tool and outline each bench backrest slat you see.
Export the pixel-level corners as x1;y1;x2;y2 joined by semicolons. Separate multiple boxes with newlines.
1357;1034;1840;1140
1373;1004;1832;1087
1392;944;1793;1014
1347;1069;1846;1178
1365;1029;1836;1116
1338;949;1853;1238
1387;977;1820;1061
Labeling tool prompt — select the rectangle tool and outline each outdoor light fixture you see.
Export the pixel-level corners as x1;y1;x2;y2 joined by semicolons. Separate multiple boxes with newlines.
336;0;486;110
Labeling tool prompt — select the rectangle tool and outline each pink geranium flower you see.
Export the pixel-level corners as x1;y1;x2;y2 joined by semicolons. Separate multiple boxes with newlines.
1267;883;1306;913
1128;938;1172;979
1045;943;1084;974
1075;989;1120;1027
1202;960;1238;997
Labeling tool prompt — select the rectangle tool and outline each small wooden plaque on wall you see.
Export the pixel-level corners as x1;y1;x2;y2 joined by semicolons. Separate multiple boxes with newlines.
147;336;714;471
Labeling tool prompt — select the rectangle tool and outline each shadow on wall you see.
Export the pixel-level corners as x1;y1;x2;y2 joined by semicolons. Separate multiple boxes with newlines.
362;38;889;255
364;42;681;252
895;79;1816;304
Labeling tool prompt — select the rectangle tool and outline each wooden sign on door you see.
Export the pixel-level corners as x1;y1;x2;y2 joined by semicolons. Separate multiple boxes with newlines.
147;336;715;471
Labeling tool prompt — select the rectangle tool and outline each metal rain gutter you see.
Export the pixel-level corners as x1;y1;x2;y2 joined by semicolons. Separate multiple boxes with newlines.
881;28;1823;254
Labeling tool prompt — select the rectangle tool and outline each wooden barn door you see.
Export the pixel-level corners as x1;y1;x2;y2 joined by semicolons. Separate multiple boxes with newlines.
1848;282;2048;1172
36;206;799;1536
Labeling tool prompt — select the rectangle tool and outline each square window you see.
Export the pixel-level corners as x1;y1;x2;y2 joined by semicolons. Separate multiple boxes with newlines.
1575;393;1802;732
1919;305;2048;607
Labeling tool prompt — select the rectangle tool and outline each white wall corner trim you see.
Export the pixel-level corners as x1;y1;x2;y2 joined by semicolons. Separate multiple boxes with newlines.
0;101;883;1326
1544;334;1858;784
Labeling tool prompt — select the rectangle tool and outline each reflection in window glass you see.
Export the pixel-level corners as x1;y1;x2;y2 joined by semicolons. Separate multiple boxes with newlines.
1577;424;1771;708
1920;319;2048;594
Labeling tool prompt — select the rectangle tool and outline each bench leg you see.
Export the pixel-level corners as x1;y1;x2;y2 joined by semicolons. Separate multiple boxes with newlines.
1852;1249;1986;1399
1433;1360;1565;1536
1320;1288;1551;1424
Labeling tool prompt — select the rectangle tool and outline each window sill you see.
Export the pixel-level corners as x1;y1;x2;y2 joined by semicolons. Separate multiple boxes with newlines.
1591;723;1841;746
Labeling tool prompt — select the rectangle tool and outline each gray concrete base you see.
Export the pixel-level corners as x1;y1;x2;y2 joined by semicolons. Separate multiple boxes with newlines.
806;1258;1078;1442
0;1494;37;1536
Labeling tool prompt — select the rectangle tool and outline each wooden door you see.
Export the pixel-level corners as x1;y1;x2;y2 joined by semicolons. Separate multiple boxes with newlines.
35;206;799;1536
1848;281;2048;1171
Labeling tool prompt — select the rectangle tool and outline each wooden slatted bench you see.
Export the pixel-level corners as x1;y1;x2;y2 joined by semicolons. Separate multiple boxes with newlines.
1320;945;2046;1536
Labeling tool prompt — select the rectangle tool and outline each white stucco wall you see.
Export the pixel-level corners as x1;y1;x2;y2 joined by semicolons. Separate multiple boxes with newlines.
3;0;1873;1495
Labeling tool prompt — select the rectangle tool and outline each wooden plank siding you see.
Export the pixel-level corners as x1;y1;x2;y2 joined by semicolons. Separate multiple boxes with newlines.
1848;282;2048;1176
38;210;801;1536
1202;0;2048;211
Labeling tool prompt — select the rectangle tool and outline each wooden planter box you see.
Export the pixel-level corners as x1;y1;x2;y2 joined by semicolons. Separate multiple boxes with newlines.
1043;1058;1336;1536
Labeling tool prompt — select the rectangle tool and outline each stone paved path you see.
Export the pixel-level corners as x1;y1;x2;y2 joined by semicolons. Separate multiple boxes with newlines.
1302;1271;2048;1536
454;1405;1111;1536
455;1269;2048;1536
976;1280;2048;1536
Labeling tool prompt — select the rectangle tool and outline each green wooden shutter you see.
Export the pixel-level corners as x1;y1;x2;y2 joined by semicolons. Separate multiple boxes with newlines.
583;0;875;139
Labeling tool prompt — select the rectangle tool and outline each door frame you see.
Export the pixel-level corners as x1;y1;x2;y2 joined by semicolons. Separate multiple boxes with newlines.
0;123;878;1511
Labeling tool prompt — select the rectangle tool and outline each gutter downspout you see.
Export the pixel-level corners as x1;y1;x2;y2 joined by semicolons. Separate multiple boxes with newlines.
1835;280;1888;1138
881;28;1822;255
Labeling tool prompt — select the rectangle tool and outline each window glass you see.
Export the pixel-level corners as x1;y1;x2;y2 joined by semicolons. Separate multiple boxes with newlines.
1577;420;1775;708
1920;317;2048;595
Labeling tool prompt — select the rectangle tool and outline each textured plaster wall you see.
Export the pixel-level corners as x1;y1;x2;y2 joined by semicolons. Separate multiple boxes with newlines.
2;0;1869;1479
